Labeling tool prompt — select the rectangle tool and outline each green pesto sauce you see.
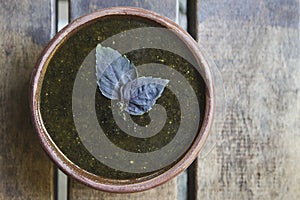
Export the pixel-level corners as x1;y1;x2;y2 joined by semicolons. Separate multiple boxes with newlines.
40;16;206;180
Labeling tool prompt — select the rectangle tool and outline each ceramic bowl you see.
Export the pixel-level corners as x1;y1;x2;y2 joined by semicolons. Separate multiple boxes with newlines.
30;7;215;193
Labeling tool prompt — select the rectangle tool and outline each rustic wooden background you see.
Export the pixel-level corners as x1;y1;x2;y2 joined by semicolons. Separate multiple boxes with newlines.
196;0;300;199
0;0;299;199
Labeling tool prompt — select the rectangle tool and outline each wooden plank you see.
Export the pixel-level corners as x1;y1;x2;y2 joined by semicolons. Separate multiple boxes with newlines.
68;1;179;199
195;0;300;199
0;0;56;199
69;0;177;22
69;179;177;200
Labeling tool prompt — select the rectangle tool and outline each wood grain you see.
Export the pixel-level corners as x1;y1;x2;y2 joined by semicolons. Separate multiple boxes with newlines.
68;1;179;199
0;0;55;199
69;179;177;200
196;0;300;199
69;0;177;22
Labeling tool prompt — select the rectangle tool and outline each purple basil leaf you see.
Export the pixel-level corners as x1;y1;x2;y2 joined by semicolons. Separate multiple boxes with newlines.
120;77;169;115
96;44;137;99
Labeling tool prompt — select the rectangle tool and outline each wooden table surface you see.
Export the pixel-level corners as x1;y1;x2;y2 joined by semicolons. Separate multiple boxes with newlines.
0;0;299;199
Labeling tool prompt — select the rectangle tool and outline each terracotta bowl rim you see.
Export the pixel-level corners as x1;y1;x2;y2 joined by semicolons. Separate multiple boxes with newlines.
29;6;215;193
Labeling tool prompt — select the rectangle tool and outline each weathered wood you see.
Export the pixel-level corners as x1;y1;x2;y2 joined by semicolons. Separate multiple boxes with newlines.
69;0;177;22
0;0;56;199
69;179;177;200
68;0;179;199
196;0;300;199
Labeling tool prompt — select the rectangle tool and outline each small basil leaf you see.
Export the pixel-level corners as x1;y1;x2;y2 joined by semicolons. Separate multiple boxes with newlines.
96;44;137;99
121;77;169;115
